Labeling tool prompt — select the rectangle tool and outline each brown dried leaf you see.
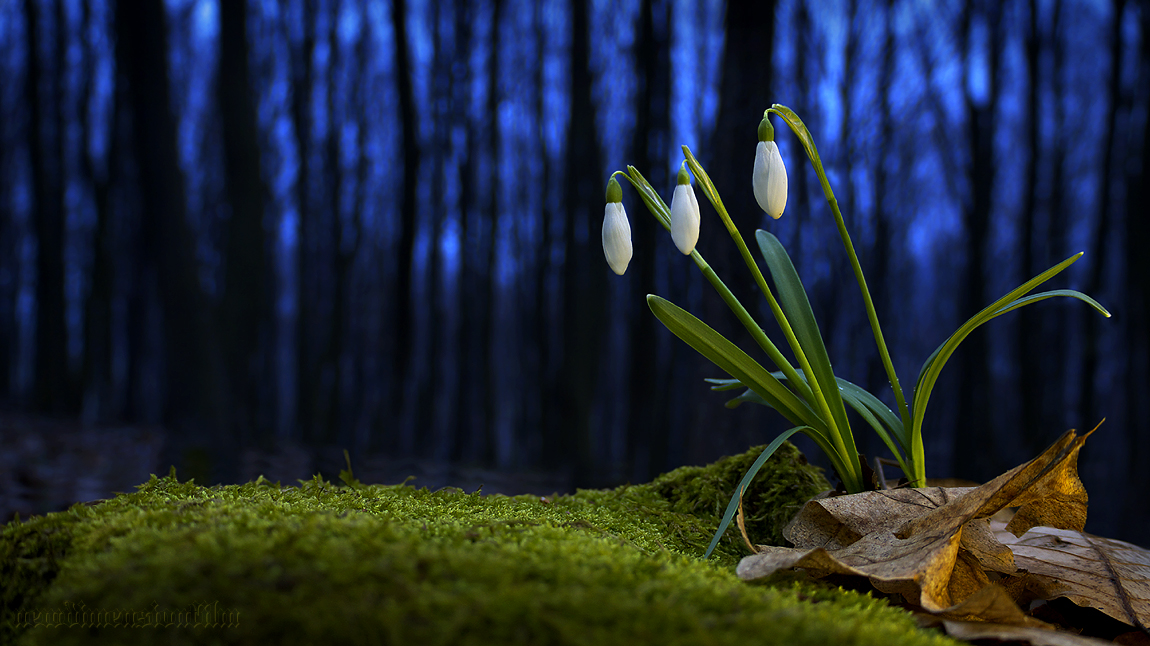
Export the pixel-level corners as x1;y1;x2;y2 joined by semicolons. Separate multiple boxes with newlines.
737;426;1150;642
992;521;1150;633
740;429;1093;612
936;619;1118;646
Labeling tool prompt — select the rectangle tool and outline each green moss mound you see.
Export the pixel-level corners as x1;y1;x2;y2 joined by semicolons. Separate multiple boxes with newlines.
1;443;957;646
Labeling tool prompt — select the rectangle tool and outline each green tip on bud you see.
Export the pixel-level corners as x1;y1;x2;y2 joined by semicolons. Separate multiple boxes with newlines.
606;176;623;203
758;115;774;143
676;163;691;186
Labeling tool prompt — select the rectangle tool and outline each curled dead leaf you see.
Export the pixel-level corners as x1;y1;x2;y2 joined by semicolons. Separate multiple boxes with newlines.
737;427;1149;642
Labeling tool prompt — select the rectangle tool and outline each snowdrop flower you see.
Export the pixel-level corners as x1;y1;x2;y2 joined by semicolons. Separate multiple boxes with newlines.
753;116;788;219
670;163;700;255
602;176;632;275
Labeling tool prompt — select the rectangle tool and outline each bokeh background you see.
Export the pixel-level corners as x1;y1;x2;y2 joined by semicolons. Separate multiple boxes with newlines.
1;0;1148;546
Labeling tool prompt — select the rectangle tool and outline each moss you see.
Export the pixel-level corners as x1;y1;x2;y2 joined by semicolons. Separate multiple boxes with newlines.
0;444;957;646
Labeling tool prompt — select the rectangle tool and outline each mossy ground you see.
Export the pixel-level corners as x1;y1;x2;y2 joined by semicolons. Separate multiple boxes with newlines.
1;442;958;646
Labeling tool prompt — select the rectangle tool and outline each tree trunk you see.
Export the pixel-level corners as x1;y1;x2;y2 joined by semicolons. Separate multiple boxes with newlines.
80;0;118;423
218;0;271;450
292;0;317;444
556;0;605;486
626;0;671;483
26;0;74;414
391;0;420;454
115;0;220;453
1121;0;1150;543
954;0;1002;481
1079;0;1125;431
1018;0;1044;449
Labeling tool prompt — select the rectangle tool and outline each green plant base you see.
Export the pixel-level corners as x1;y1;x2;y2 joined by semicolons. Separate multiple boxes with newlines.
1;443;957;646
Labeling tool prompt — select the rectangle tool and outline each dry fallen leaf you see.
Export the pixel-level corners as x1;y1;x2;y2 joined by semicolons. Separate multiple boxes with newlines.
736;427;1150;643
992;521;1150;633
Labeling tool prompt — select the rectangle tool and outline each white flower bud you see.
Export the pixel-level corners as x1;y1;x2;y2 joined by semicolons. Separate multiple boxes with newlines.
602;177;632;275
753;141;788;219
670;166;700;255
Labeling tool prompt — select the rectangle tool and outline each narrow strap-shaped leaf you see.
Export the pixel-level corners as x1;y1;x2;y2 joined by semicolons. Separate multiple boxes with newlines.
911;255;1108;471
705;377;745;392
756;230;859;469
722;389;769;409
993;289;1110;318
834;379;909;456
737;371;909;474
715;372;909;480
703;426;809;560
914;253;1084;396
834;385;912;478
647;295;821;431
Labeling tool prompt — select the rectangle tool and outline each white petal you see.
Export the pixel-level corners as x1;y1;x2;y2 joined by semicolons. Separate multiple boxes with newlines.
602;202;632;275
670;184;700;255
753;140;788;219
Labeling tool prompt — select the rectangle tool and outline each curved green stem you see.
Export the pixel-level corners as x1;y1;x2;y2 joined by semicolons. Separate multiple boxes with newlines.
768;105;919;486
615;168;813;402
681;147;863;493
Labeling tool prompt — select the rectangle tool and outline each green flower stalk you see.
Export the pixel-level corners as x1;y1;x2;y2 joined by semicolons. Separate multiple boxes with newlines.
599;105;1110;560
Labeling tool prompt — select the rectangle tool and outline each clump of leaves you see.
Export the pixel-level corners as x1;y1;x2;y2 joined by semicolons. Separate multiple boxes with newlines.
738;427;1150;645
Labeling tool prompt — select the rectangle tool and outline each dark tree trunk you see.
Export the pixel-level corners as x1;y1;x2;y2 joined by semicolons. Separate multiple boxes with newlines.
391;0;420;453
218;0;271;450
702;0;776;329
433;0;472;462
477;0;503;465
626;0;671;482
291;0;317;444
420;0;448;459
954;0;1002;481
26;0;74;414
556;0;605;486
349;21;372;454
451;0;498;465
868;0;895;428
321;13;346;447
80;0;118;423
528;0;554;470
1080;0;1125;430
1042;0;1067;445
1018;0;1043;448
1121;1;1150;543
115;0;220;446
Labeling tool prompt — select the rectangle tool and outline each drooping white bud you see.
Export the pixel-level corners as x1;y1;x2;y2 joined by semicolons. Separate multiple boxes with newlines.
753;116;788;219
602;177;632;275
669;164;700;255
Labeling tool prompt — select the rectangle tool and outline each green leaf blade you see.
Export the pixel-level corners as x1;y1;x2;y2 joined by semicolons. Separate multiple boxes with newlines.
703;425;810;560
911;255;1108;460
755;230;858;466
646;295;820;431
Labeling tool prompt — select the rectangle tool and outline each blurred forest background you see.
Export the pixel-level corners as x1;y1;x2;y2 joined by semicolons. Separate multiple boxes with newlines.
1;0;1148;546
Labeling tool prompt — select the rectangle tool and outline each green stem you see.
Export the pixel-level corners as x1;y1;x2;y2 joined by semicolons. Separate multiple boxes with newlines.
681;147;863;493
617;169;813;398
767;105;919;486
616;165;866;493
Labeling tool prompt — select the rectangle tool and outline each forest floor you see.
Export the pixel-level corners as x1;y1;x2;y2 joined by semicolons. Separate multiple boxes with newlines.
0;410;571;526
0;441;960;646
